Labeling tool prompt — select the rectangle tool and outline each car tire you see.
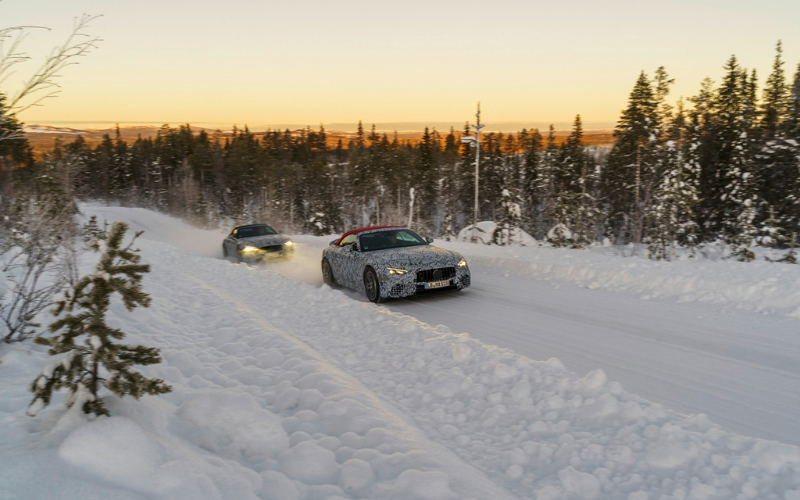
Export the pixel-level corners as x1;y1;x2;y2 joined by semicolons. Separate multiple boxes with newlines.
321;259;337;287
364;268;384;303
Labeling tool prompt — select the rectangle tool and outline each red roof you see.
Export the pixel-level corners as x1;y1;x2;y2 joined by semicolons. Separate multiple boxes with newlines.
334;225;404;245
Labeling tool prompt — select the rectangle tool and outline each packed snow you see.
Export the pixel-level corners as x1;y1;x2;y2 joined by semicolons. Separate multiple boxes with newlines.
2;204;800;500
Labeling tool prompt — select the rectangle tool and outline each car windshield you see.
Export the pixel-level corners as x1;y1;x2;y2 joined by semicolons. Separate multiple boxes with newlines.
236;225;277;238
359;229;426;252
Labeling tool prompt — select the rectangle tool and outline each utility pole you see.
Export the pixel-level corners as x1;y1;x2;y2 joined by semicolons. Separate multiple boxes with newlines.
462;102;484;242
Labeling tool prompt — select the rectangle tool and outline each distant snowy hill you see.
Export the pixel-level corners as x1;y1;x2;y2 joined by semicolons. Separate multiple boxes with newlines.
23;124;85;134
2;205;800;500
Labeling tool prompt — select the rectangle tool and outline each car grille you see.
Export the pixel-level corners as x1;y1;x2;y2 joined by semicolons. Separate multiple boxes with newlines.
260;245;284;253
416;267;456;283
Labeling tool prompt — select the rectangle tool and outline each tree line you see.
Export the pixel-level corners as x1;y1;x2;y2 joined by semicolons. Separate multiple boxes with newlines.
2;42;799;261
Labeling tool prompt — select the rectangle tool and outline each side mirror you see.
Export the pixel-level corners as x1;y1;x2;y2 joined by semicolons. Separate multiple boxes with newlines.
425;237;434;244
329;239;338;246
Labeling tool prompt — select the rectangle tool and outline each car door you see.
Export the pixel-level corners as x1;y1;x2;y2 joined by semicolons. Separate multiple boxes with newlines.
329;234;359;288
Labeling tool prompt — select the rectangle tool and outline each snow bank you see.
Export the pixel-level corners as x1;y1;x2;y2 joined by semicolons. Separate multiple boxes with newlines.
456;221;537;246
439;238;800;318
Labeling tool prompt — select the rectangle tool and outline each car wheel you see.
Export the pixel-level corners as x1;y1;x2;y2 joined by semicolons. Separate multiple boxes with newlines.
364;268;384;303
321;259;337;287
223;245;228;259
235;249;242;263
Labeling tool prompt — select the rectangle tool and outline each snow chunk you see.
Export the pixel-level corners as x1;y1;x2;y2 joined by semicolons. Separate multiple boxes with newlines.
494;363;516;380
59;417;162;493
260;470;299;500
558;466;600;499
279;440;338;485
645;438;699;469
452;343;472;362
178;390;288;461
580;369;608;389
376;469;456;500
340;458;374;494
429;368;468;398
688;483;716;500
752;440;800;474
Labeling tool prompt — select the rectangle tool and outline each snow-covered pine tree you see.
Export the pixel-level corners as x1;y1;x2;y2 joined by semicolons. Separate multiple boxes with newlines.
441;213;457;242
81;215;108;243
648;104;700;260
520;128;543;236
538;126;559;239
756;206;787;249
492;188;524;245
648;140;700;260
720;67;759;262
602;70;665;245
570;153;601;249
546;220;573;248
546;116;598;249
776;232;797;264
28;221;171;417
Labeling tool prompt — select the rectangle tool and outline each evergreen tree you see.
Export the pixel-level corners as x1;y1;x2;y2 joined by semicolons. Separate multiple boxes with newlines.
570;156;600;249
28;222;171;417
756;206;787;248
713;59;759;261
648;135;700;260
0;92;35;170
492;188;524;245
603;70;666;244
547;116;598;248
761;41;789;138
775;232;797;264
520;128;543;234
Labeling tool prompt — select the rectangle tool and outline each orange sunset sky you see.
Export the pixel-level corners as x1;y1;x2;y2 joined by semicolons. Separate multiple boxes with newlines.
3;0;800;131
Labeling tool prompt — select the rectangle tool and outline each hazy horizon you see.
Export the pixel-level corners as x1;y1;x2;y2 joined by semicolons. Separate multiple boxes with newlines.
25;119;617;133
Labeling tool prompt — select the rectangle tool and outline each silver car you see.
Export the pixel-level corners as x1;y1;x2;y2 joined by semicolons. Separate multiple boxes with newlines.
321;226;470;302
222;224;294;263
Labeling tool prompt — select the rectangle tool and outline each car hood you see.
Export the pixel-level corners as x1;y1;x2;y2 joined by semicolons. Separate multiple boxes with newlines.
237;235;290;248
364;244;463;269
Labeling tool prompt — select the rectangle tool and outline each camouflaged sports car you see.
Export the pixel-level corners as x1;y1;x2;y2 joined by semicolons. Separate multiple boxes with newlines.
321;226;470;303
222;224;294;263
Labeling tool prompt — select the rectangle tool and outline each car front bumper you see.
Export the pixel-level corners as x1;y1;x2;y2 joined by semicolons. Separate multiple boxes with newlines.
239;247;294;262
378;266;470;299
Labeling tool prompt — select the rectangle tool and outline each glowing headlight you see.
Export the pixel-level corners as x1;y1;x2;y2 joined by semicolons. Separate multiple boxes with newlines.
386;267;409;275
457;259;467;268
241;245;260;253
284;241;294;247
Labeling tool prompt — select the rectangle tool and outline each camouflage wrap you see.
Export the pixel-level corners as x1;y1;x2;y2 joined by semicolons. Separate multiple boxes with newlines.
322;228;470;299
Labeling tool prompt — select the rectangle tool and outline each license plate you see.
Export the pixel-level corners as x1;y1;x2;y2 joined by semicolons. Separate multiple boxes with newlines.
425;280;450;289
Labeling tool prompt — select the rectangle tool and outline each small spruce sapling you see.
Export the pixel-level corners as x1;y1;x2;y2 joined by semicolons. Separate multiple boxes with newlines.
28;221;171;417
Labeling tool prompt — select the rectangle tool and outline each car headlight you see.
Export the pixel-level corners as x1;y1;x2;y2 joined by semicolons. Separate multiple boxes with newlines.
241;245;260;253
386;267;409;275
457;259;467;268
284;241;294;247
